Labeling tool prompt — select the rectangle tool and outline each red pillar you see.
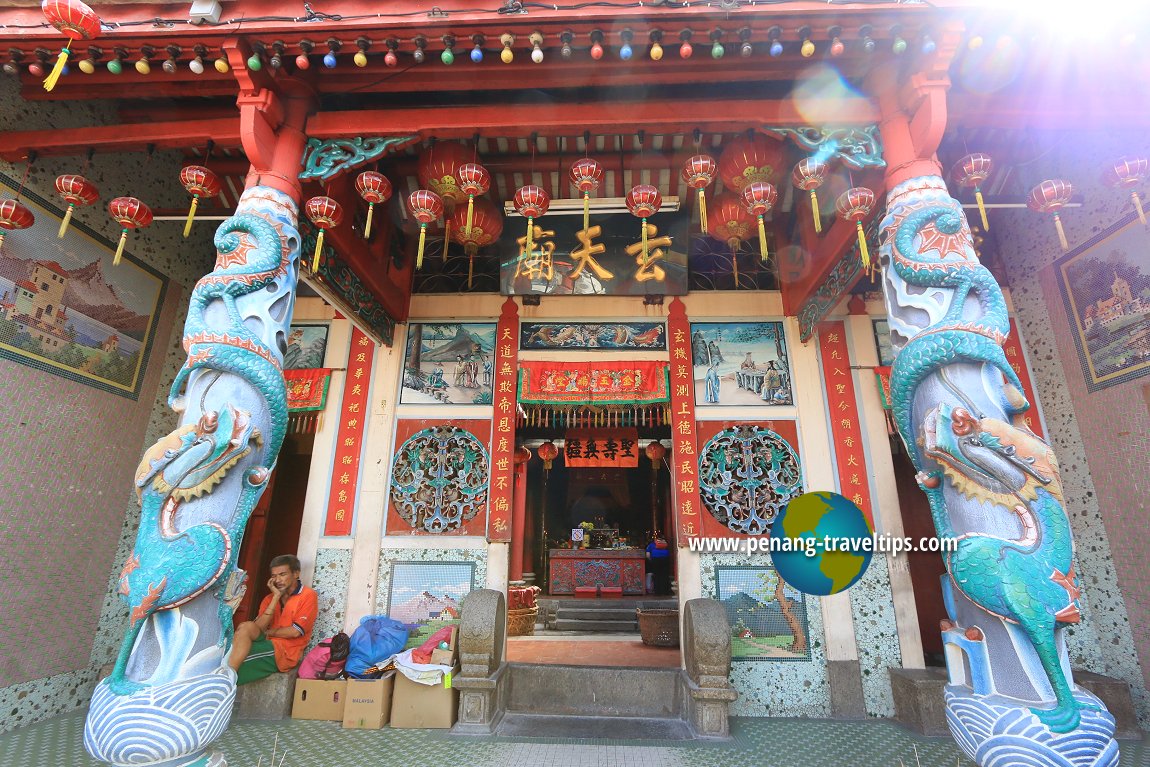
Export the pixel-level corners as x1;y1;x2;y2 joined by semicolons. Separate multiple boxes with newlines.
509;459;529;583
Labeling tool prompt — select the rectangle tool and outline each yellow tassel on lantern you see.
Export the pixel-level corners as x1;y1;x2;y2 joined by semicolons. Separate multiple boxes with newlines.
442;216;451;262
855;220;870;269
364;203;375;239
417;223;428;269
975;188;989;231
183;196;199;238
58;205;75;239
465;195;476;236
732;246;740;288
641;219;649;263
43;40;72;92
697;188;709;235
312;229;325;272
810;190;822;234
113;229;128;266
1052;213;1069;251
757;215;768;263
582;192;591;233
1131;191;1146;226
525;217;534;259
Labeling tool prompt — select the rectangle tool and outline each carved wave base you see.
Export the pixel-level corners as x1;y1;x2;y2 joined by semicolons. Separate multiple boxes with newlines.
944;686;1119;767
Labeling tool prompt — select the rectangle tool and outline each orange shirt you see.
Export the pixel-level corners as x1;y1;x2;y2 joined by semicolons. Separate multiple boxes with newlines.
259;581;318;671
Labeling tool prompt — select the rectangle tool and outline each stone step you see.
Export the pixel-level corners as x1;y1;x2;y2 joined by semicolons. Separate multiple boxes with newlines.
552;619;638;633
545;597;677;610
557;607;640;621
506;663;682;718
495;712;694;740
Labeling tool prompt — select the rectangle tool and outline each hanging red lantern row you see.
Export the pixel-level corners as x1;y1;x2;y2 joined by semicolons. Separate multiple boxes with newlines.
709;191;754;288
717;134;785;193
513;184;549;264
742;182;777;263
681;154;717;235
178;165;221;239
417;141;470;255
0;199;35;254
40;0;101;92
1103;157;1148;225
457;162;491;237
107;196;152;266
54;174;98;238
626;184;662;263
304;196;343;272
408;189;443;270
570;157;603;232
354;171;391;240
1027;180;1073;251
450;196;503;289
951;153;993;231
792;158;828;234
835;187;876;269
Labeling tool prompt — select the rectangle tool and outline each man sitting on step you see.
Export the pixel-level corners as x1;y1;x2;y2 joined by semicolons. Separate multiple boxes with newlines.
229;555;318;685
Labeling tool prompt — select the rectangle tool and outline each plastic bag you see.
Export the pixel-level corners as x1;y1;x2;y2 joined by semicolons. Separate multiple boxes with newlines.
345;615;410;679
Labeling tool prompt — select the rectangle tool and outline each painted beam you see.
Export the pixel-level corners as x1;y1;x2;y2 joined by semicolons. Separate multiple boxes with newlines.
0;118;242;161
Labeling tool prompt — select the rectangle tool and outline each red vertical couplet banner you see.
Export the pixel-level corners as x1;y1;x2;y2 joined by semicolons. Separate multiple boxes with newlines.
324;328;375;536
666;298;702;543
487;298;519;542
1001;318;1045;439
818;321;875;527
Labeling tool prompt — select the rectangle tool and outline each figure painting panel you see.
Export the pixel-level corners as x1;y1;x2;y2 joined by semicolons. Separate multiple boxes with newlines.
401;322;496;405
690;321;791;406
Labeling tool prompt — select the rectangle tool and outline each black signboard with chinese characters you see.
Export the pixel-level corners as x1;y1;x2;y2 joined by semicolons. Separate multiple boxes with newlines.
499;211;690;296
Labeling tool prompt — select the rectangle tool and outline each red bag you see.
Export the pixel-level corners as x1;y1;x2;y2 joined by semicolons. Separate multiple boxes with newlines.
298;633;350;680
411;625;455;665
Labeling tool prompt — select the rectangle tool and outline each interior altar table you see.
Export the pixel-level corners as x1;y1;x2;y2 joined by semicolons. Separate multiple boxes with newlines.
549;549;646;595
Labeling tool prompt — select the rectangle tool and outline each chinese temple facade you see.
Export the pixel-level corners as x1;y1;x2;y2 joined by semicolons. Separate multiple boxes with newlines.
0;0;1147;764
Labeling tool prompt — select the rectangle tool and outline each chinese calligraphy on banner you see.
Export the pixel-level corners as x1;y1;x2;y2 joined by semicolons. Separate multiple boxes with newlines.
487;298;519;542
1001;318;1045;438
563;429;639;467
818;321;874;527
324;328;374;536
667;298;702;542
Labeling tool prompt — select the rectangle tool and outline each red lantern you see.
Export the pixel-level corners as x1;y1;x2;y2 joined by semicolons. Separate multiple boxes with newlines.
1027;180;1073;251
570;157;604;232
107;197;152;266
513;185;550;266
304;196;343;273
718;134;785;193
626;184;662;262
408;189;444;270
41;0;101;92
457;162;491;238
1103;157;1148;225
792;158;828;234
179;165;221;239
951;153;993;231
537;440;559;470
836;187;876;269
709;191;754;288
450;197;503;289
513;446;533;465
0;199;35;254
354;171;392;240
417;141;470;251
681;154;717;235
644;440;666;469
742;182;777;263
54;174;98;238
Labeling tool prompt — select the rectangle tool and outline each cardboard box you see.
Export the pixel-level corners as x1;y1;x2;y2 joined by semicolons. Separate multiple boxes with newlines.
292;679;347;721
390;664;459;729
342;673;395;729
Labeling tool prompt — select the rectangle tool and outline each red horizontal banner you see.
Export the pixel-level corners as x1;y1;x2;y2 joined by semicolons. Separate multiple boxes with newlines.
519;360;669;405
285;368;331;412
564;428;640;467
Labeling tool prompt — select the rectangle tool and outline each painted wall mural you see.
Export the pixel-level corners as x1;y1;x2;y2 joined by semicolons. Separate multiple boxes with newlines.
520;321;666;350
386;561;476;648
715;565;811;662
401;322;495;405
0;173;167;399
387;419;491;536
695;420;803;538
690;321;791;406
284;323;328;370
1055;210;1150;391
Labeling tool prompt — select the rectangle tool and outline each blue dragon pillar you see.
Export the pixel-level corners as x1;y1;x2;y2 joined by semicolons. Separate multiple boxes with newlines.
880;175;1120;766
